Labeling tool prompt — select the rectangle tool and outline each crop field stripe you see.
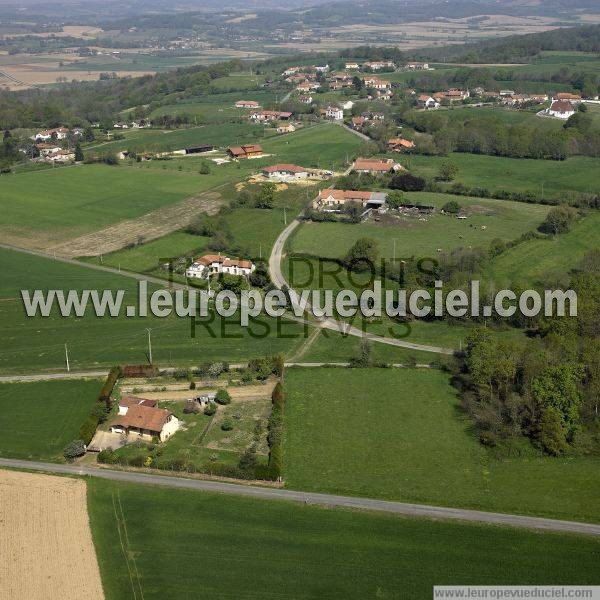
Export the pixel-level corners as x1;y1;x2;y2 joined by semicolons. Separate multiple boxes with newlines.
112;490;145;600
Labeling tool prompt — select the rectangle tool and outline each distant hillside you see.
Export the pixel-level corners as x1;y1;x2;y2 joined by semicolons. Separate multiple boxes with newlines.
413;23;600;63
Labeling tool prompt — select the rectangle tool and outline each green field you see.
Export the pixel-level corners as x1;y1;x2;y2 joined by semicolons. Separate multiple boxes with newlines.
149;90;277;122
0;164;206;244
0;247;307;374
84;232;210;275
0;379;100;460
488;211;600;287
86;122;273;155
290;192;549;260
88;478;600;600
408;153;600;197
284;368;600;522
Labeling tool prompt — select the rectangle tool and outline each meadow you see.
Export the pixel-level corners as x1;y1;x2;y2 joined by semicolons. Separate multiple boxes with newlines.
0;247;307;374
148;90;277;123
408;153;600;198
284;368;600;523
85;122;273;155
487;211;600;287
88;478;600;600
0;379;100;460
0;164;207;247
84;232;210;274
289;192;549;260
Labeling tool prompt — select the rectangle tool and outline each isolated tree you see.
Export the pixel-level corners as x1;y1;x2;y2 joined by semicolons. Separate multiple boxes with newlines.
344;237;380;272
199;161;211;174
539;205;577;235
437;160;459;181
386;190;404;210
441;200;460;214
63;439;86;461
74;143;84;162
215;388;231;405
254;182;276;209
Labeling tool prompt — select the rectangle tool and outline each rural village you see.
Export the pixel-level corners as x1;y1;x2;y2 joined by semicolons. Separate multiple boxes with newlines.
0;6;599;600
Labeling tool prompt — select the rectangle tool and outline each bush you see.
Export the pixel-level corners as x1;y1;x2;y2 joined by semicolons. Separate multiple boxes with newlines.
215;388;231;405
63;439;86;461
441;200;460;214
204;401;217;416
221;418;234;431
389;172;426;192
97;448;118;464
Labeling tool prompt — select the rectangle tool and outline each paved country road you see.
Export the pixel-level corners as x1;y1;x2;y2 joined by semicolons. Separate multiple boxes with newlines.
0;458;598;536
268;218;456;355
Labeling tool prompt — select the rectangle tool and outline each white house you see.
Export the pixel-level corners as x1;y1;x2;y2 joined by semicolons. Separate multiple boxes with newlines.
340;100;354;110
298;95;313;104
262;164;310;181
417;95;440;109
546;100;576;119
31;127;69;141
345;62;360;70
314;64;329;73
405;62;429;70
325;105;344;120
186;254;255;279
362;77;390;90
110;397;180;442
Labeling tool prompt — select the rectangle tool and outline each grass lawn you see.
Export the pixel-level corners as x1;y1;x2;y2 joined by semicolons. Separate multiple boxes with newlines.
0;247;307;374
84;232;210;274
88;478;600;600
284;368;600;523
0;379;100;460
289;192;549;260
408;153;600;198
0;164;207;245
488;211;600;287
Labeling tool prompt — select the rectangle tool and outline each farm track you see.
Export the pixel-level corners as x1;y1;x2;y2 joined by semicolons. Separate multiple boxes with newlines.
47;190;224;258
1;458;599;537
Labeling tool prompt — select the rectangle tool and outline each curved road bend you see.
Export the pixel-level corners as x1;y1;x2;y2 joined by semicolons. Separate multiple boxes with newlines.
0;458;598;537
268;219;455;355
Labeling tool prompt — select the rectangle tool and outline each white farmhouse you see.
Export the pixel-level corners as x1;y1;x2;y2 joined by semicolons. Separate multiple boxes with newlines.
186;254;255;279
546;100;576;120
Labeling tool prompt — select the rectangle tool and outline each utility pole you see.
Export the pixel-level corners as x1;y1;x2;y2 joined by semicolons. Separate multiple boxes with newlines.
393;239;396;262
283;206;287;225
146;328;153;365
64;343;70;372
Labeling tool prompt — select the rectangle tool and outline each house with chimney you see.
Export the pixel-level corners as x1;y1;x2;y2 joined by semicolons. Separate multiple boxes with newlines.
262;164;310;181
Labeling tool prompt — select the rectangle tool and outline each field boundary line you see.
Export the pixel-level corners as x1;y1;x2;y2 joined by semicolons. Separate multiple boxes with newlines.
2;458;599;537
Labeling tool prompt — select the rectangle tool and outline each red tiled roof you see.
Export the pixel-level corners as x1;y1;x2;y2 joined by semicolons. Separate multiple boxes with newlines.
319;188;372;201
388;138;415;149
113;404;172;433
550;100;574;113
353;158;396;172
